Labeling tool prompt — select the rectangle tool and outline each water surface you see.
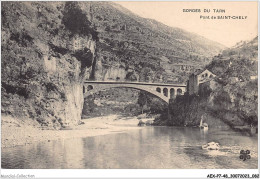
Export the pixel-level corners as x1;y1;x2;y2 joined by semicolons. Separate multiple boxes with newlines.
1;127;258;169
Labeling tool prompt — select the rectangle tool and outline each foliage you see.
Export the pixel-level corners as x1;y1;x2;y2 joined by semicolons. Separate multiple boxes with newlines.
2;82;30;99
137;91;149;114
139;67;154;82
62;2;98;40
73;48;93;69
44;82;58;92
10;31;34;47
155;37;258;128
49;42;69;55
149;98;168;114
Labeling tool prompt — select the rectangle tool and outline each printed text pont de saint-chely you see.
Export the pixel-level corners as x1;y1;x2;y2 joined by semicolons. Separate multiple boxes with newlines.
183;9;247;20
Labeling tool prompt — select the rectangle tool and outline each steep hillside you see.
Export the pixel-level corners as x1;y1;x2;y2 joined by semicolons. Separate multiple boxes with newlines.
207;36;257;79
1;2;226;127
156;37;258;131
86;1;225;83
1;2;97;128
206;37;258;127
81;2;225;117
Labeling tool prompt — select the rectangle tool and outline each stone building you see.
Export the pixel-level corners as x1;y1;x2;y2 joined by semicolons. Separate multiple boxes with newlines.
187;69;216;95
172;63;196;73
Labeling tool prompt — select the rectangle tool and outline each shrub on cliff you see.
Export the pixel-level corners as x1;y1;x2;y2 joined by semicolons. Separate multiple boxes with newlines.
9;31;34;47
62;2;98;40
73;48;94;69
2;82;30;99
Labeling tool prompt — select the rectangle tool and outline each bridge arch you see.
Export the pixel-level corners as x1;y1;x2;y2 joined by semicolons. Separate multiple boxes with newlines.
163;88;168;97
84;84;170;103
83;82;186;104
170;88;175;99
177;88;182;95
156;87;161;93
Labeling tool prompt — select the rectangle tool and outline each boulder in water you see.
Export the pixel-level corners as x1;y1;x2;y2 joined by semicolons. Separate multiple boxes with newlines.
145;120;154;126
138;120;145;126
202;142;220;150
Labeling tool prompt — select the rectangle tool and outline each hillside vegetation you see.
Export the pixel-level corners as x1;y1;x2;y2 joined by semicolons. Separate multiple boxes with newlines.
1;2;97;128
82;2;225;117
1;2;226;127
88;1;225;83
156;37;258;131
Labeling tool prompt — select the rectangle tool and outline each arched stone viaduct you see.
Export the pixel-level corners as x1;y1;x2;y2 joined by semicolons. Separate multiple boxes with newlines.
83;81;186;103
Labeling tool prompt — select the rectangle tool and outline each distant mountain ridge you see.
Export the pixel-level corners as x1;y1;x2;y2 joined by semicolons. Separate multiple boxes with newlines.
111;1;225;56
84;1;226;83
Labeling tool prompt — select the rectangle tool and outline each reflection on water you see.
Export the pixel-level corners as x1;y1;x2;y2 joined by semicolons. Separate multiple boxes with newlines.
1;127;258;169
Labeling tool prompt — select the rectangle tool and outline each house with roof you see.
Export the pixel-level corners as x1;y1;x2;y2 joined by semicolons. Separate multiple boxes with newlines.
187;69;216;95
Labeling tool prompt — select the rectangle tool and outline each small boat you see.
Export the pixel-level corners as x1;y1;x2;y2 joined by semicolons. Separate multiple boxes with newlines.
199;116;208;130
201;123;208;130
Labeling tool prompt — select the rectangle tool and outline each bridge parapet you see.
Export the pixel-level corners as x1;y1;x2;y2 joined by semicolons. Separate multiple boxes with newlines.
83;81;186;103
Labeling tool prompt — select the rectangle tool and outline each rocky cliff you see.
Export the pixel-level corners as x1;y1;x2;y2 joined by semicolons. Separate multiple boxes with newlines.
1;2;97;128
87;2;225;84
155;37;258;130
1;2;227;127
81;2;225;117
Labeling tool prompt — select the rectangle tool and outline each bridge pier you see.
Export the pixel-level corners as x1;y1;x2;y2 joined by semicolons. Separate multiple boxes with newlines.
167;102;171;122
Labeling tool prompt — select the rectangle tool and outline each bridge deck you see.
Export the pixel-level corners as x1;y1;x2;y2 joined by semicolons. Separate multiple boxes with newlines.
84;81;186;87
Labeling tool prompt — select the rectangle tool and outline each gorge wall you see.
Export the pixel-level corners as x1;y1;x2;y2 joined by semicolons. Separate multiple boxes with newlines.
81;1;225;117
1;1;227;128
1;2;97;128
160;78;258;129
155;37;258;129
88;2;225;84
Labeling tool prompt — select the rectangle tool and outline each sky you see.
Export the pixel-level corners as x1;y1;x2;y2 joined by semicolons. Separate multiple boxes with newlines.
115;1;258;47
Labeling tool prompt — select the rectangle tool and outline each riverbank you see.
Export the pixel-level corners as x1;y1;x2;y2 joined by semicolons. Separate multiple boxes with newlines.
1;115;143;148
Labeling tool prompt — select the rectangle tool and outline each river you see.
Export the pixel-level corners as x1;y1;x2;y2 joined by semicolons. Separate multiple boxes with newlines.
1;126;258;169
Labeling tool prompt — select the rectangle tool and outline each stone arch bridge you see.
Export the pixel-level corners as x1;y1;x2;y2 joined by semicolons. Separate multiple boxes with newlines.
84;81;186;103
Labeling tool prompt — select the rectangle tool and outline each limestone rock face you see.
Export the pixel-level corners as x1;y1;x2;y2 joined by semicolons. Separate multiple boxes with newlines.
1;2;97;128
103;67;127;81
154;37;257;128
93;57;139;82
86;1;225;84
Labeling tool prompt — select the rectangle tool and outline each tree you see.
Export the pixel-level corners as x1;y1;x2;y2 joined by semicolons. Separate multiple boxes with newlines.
149;98;167;114
139;67;153;82
138;91;147;114
62;2;98;40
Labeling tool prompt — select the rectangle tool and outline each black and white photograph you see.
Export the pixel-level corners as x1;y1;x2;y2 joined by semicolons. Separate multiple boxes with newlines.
1;0;259;177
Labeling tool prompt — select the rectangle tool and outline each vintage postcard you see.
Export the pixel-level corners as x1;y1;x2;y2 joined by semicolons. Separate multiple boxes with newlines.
1;0;259;178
